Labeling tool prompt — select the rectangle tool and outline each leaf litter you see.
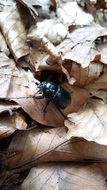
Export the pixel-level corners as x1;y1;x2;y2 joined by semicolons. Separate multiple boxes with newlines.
0;0;107;189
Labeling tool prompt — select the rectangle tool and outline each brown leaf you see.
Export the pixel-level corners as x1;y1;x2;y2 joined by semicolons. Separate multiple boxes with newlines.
0;0;29;60
4;127;107;170
86;73;107;92
0;100;20;113
92;90;107;104
0;53;65;127
70;62;103;86
65;98;107;145
17;0;38;17
0;53;90;127
0;112;27;139
21;163;107;190
57;25;107;67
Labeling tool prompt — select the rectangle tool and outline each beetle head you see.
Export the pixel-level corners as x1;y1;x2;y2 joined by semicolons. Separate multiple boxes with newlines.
38;82;47;91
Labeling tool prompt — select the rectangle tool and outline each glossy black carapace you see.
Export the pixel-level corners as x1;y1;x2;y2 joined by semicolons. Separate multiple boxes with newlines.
36;81;71;112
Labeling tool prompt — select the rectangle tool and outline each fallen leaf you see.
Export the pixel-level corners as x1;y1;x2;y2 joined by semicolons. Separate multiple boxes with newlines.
0;53;64;127
28;19;68;44
0;32;10;56
97;41;107;64
70;62;103;86
65;98;107;145
4;127;107;170
0;0;29;61
0;112;27;139
18;0;51;18
92;90;107;103
0;100;20;113
17;0;38;17
57;25;107;67
86;73;107;92
57;1;94;26
21;163;107;190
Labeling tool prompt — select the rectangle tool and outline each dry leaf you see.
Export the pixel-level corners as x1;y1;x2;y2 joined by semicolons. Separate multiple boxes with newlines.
0;32;10;56
4;127;107;170
28;46;48;71
17;0;51;19
21;163;107;190
0;112;27;139
93;90;107;103
0;53;91;127
0;0;29;60
0;100;20;113
86;73;107;92
28;19;68;44
17;0;38;17
70;62;103;86
97;42;107;64
57;1;94;26
65;98;107;145
57;25;107;67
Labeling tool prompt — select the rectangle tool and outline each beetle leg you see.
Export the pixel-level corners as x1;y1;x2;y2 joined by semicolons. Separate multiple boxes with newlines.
33;94;44;99
43;99;51;113
55;104;67;119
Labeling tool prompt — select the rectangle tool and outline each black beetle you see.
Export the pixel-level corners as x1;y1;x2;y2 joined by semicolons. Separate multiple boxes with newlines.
2;81;71;118
35;81;71;117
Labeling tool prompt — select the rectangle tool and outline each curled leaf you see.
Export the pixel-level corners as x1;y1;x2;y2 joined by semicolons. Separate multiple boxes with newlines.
65;99;107;145
57;25;107;67
0;100;20;113
0;113;27;139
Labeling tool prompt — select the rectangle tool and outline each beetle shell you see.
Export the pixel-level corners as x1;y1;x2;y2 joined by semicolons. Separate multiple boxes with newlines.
53;85;71;109
38;82;71;109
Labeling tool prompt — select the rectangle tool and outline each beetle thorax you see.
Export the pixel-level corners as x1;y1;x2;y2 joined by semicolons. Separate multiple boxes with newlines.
39;82;58;99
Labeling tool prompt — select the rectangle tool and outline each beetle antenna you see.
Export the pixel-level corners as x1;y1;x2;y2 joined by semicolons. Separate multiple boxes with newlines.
0;95;34;100
0;89;42;100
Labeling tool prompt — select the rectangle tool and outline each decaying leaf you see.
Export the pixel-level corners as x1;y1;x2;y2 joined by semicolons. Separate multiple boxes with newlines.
21;163;107;190
0;0;29;61
0;112;27;139
57;25;107;67
4;127;107;170
57;1;94;26
65;98;107;145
